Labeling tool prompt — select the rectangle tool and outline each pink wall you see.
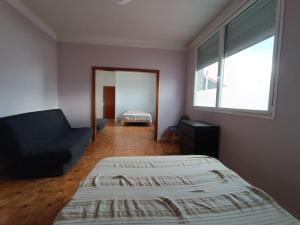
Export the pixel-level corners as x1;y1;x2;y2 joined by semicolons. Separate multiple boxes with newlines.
0;1;58;117
185;0;300;219
57;43;187;140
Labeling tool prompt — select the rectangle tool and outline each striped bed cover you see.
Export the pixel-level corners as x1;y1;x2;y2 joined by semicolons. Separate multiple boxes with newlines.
54;155;299;225
121;110;152;124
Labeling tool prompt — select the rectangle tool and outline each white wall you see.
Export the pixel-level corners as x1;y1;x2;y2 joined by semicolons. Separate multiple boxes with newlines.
115;71;156;121
0;1;58;117
96;71;116;119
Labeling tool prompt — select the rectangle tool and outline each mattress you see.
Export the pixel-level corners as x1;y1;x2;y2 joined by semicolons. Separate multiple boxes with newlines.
121;110;152;123
53;155;299;225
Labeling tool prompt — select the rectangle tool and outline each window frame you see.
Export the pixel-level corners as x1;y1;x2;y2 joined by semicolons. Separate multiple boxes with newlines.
192;0;285;119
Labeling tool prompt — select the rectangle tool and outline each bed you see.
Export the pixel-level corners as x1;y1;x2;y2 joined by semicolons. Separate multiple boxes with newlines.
53;155;299;225
121;110;152;126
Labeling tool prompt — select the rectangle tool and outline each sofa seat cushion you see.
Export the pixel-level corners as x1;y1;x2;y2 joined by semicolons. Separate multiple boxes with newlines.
20;146;71;166
58;128;91;160
18;128;91;168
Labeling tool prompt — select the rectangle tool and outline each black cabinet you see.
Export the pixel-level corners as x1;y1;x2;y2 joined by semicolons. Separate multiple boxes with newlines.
179;120;219;158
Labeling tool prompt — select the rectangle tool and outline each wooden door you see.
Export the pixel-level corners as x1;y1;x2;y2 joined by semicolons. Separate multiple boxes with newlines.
103;86;115;119
103;86;116;119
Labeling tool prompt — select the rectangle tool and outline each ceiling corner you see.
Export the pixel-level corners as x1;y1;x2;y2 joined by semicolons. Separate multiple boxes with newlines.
5;0;57;40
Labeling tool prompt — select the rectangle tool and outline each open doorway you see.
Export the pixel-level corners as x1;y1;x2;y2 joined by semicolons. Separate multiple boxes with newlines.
92;67;159;141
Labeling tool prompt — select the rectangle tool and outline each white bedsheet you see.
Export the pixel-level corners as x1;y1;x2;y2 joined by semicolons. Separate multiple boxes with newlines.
121;110;152;123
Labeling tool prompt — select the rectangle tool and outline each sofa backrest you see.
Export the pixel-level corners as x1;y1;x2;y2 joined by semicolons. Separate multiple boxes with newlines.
0;109;71;157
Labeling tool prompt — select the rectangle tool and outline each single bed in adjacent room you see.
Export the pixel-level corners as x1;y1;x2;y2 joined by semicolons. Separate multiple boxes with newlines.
121;110;152;126
53;155;299;225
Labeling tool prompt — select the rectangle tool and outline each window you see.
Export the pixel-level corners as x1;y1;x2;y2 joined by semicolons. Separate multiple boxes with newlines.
194;33;219;107
193;0;281;116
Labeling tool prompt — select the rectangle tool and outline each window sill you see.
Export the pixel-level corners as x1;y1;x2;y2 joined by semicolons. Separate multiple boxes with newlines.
191;105;275;120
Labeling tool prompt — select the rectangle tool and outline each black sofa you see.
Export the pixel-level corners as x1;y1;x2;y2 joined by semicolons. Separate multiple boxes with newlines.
0;109;91;178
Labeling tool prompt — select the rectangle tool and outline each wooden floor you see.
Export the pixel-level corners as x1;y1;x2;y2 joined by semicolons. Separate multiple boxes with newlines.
0;122;179;225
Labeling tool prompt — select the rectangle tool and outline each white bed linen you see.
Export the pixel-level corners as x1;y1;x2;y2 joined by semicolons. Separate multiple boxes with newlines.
121;110;152;124
54;155;299;225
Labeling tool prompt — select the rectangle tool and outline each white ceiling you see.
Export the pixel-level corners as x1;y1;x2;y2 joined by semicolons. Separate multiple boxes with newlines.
10;0;230;50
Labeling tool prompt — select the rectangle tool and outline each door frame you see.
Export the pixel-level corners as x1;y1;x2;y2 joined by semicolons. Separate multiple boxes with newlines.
92;66;160;142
